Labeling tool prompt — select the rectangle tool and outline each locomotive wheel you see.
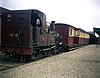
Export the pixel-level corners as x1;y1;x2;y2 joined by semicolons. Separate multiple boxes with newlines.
59;44;69;52
58;46;62;52
64;45;69;52
41;51;47;57
47;50;51;56
38;51;44;58
44;50;51;57
31;53;38;61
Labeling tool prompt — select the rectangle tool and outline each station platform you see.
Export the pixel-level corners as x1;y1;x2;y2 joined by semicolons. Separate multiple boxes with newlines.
0;44;100;78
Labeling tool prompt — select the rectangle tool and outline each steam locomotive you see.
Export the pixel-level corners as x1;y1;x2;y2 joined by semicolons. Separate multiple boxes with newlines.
0;7;62;61
0;7;94;61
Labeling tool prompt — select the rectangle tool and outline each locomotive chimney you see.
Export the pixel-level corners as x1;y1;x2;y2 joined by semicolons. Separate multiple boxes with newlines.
50;21;55;32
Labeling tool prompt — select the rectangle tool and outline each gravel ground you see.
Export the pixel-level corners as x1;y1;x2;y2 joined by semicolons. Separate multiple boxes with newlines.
0;45;100;78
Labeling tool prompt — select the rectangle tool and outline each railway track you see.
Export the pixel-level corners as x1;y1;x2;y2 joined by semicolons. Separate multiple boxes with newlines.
0;64;17;71
0;54;26;72
0;62;26;72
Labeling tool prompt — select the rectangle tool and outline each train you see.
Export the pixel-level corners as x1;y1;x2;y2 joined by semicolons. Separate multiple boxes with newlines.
0;7;96;62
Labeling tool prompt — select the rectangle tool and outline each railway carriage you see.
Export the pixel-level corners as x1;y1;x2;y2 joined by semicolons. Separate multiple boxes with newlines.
55;23;78;51
84;32;90;44
78;28;90;45
73;28;80;46
55;23;90;50
78;28;85;45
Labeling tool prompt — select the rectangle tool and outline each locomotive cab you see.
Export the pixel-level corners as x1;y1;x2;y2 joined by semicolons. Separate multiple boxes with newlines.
31;10;49;49
31;10;46;46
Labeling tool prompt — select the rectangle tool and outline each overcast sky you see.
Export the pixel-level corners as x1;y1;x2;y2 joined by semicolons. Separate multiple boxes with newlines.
0;0;100;31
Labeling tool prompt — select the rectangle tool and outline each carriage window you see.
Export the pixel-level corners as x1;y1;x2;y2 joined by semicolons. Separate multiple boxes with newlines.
7;14;12;22
70;29;72;35
75;31;78;36
19;13;24;20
